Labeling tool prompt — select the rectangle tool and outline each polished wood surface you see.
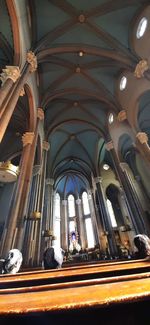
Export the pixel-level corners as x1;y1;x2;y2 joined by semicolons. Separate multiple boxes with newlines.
0;273;150;314
0;259;150;315
0;258;150;285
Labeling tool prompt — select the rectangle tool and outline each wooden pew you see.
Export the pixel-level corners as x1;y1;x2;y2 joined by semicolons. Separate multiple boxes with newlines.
0;258;150;289
0;260;150;324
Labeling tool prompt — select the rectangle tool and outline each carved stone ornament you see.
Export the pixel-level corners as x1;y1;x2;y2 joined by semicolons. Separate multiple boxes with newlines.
62;199;67;206
22;132;34;147
37;108;44;120
32;164;41;176
27;51;37;72
46;178;54;186
105;141;114;151
134;59;149;78
94;176;102;184
136;132;148;144
76;198;81;205
120;162;128;172
117;110;127;122
29;211;41;220
20;87;25;96
43;141;50;151
0;66;20;84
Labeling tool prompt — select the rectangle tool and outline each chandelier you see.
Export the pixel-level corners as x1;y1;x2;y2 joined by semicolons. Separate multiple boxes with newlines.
0;161;19;183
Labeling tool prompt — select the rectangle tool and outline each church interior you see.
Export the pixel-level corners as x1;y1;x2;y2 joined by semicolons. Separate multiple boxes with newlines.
0;0;150;323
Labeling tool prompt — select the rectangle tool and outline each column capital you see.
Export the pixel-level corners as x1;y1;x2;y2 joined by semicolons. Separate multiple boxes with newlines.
120;162;128;172
22;132;34;147
136;132;148;144
105;140;114;151
37;108;44;120
76;198;81;205
46;178;54;185
20;87;25;97
117;110;127;122
27;51;37;72
62;199;67;206
134;59;149;78
94;176;102;184
90;188;94;195
43;141;50;151
0;66;20;84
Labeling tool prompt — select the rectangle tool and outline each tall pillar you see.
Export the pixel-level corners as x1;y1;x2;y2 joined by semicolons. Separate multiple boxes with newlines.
43;178;54;233
1;131;35;256
61;199;68;251
22;139;50;267
0;51;37;142
15;108;44;250
75;198;86;249
106;140;147;235
37;141;50;264
94;176;118;257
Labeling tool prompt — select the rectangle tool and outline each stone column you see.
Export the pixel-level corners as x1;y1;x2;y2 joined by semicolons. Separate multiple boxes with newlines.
61;199;68;251
106;140;147;235
43;178;54;233
37;141;50;265
95;176;118;257
76;198;86;249
0;51;37;142
15;108;44;250
1;131;35;256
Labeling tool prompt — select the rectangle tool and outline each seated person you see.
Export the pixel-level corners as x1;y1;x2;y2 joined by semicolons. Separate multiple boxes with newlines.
43;246;65;269
133;234;150;259
0;248;23;274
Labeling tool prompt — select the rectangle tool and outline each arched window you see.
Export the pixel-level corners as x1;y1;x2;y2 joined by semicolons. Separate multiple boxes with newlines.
53;193;61;247
68;194;75;218
107;199;117;228
82;191;95;248
82;191;90;215
68;194;76;236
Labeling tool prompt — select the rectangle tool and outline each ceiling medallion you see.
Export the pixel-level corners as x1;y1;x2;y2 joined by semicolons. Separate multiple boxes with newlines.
73;101;78;107
79;51;84;57
103;164;110;171
0;161;19;183
70;134;75;140
76;66;81;73
78;14;85;23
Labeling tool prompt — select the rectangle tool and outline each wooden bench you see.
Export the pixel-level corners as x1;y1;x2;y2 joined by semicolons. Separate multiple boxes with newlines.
0;259;150;324
0;258;150;288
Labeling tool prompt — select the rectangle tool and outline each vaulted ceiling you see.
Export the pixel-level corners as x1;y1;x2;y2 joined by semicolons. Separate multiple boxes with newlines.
0;0;150;194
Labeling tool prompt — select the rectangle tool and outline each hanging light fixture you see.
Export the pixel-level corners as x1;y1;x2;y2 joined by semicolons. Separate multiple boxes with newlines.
0;161;19;183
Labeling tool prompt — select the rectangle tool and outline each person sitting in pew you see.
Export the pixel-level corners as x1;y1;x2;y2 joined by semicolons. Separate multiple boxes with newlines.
133;234;150;259
43;246;65;269
0;248;23;274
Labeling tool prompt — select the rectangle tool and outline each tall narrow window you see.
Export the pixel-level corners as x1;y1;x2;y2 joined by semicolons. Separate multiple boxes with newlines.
85;218;95;248
68;194;76;234
82;191;95;248
82;191;90;215
107;199;117;228
53;193;61;247
68;194;75;218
